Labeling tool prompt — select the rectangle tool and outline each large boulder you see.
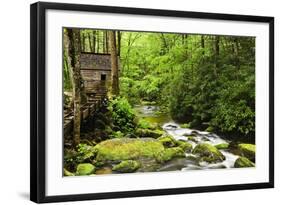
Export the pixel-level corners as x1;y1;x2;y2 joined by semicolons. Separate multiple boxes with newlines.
238;144;255;162
192;143;225;163
94;138;165;163
157;147;186;163
76;163;95;175
112;160;141;173
234;157;255;168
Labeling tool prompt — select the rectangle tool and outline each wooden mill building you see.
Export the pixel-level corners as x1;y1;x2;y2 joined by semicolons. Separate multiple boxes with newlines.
64;52;120;137
80;52;120;92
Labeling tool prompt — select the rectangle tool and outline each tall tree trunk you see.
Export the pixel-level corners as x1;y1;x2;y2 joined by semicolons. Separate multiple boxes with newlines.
108;31;119;96
117;31;121;56
201;35;205;55
105;31;108;53
65;28;82;147
214;36;220;77
92;31;96;53
103;31;106;53
88;33;93;52
160;34;168;55
97;31;100;53
81;31;85;52
233;38;240;73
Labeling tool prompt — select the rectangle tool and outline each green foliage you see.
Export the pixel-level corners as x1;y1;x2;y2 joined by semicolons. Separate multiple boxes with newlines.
110;131;124;138
76;143;96;163
108;97;136;133
137;118;157;130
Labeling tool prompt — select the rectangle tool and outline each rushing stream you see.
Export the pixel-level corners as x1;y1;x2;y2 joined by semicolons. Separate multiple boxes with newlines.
135;105;240;171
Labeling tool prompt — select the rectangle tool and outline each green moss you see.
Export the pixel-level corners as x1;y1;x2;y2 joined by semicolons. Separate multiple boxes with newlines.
110;131;124;138
215;143;229;150
94;138;165;162
112;160;141;173
157;147;185;163
135;128;164;138
238;143;255;162
176;141;193;152
76;163;95;175
234;157;255;168
157;135;177;147
73;144;97;163
192;143;225;163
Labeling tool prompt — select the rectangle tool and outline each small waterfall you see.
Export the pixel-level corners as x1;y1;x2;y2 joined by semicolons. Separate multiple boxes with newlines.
135;105;240;171
162;121;240;170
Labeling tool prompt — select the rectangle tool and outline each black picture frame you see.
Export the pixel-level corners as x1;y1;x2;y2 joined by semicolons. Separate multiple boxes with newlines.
30;1;274;203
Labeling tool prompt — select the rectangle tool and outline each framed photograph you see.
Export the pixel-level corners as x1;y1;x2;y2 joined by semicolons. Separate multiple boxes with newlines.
30;2;274;203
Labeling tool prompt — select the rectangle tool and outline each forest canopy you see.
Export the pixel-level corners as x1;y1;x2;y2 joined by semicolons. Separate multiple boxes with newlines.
64;29;255;138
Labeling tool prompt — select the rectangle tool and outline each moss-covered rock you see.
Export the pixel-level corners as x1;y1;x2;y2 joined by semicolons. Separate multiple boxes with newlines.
157;135;177;147
112;160;141;173
238;144;255;162
157;147;186;163
176;141;193;152
76;163;95;175
135;128;164;138
215;143;229;150
94;138;165;163
64;168;75;176
234;157;255;168
192;143;225;163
